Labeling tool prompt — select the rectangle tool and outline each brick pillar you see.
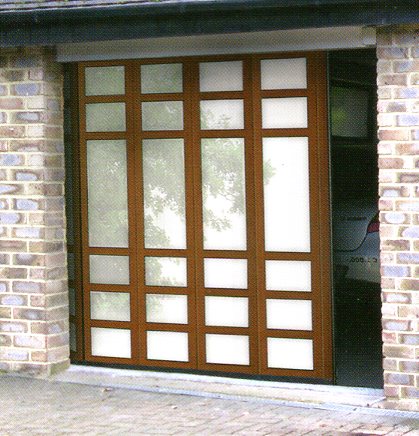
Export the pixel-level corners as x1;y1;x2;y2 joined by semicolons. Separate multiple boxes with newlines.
0;47;69;375
377;26;419;411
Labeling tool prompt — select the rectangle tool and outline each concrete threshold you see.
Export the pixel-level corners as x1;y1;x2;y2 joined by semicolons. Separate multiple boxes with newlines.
46;364;400;415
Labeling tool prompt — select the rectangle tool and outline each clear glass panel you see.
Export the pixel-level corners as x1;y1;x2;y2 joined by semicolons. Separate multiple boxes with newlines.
142;101;183;131
267;338;313;370
141;63;183;94
86;103;126;132
263;137;310;252
204;258;247;289
70;322;76;352
90;291;130;322
91;327;131;358
146;294;188;324
206;334;249;365
201;138;246;250
145;257;187;287
143;139;186;249
89;255;130;285
85;66;125;96
261;58;307;90
69;288;76;317
331;86;369;138
147;331;188;362
205;296;248;327
262;98;308;129
67;253;75;280
199;61;243;92
87;140;128;248
266;299;312;330
200;100;244;130
265;260;311;291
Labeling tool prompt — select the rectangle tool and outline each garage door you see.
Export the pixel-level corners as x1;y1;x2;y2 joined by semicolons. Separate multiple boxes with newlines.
71;52;332;380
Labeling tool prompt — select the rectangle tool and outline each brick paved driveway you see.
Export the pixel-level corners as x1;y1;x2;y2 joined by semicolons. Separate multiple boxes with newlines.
0;376;417;435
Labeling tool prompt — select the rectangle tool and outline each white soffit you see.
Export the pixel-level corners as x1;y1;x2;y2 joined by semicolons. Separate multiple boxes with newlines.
57;26;375;62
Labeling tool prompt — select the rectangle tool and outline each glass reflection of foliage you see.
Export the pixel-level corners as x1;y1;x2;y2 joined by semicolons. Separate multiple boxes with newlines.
201;137;245;234
141;64;183;94
87;141;128;248
142;101;183;131
145;257;186;287
91;291;130;322
143;139;185;249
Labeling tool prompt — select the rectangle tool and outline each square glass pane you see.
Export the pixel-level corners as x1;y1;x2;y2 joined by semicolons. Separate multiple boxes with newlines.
205;296;248;327
141;63;183;94
87;140;128;248
261;58;307;90
90;291;130;322
147;331;188;362
199;61;243;92
200;100;244;130
69;288;76;317
145;257;187;287
262;98;307;129
142;101;183;131
263;137;310;252
266;299;312;330
85;66;125;96
86;103;126;132
91;327;131;358
267;338;313;370
204;258;247;289
146;294;188;324
206;334;249;365
265;261;311;291
89;255;129;285
143;139;186;249
201;138;246;250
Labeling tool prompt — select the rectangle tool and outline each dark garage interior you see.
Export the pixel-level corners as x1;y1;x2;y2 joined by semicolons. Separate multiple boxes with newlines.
329;49;383;388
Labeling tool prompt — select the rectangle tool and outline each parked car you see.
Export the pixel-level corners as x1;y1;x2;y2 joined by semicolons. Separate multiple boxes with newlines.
332;198;380;284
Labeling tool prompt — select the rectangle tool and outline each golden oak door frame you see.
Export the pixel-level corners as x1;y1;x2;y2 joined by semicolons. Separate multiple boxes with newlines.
73;52;332;380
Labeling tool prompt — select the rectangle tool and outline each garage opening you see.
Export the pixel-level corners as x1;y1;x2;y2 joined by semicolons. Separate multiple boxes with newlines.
329;49;383;388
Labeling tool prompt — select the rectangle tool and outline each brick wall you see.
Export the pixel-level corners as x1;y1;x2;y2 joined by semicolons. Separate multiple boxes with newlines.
377;26;419;411
0;47;69;375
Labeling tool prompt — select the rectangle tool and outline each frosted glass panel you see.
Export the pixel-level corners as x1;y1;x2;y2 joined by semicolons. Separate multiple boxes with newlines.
265;260;311;291
143;139;186;249
263;137;310;252
87;140;128;248
205;296;248;327
142;101;183;131
206;334;249;365
261;58;307;90
146;294;188;324
267;338;313;370
266;299;312;330
147;331;188;361
70;322;76;352
90;291;130;322
89;255;130;285
91;327;131;358
86;103;126;132
69;288;76;317
141;63;183;94
85;66;125;96
201;138;246;250
199;61;243;92
200;100;244;130
262;98;307;129
145;257;187;287
204;258;247;289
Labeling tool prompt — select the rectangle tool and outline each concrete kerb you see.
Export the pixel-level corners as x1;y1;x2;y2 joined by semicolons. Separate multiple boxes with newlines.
4;364;404;418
